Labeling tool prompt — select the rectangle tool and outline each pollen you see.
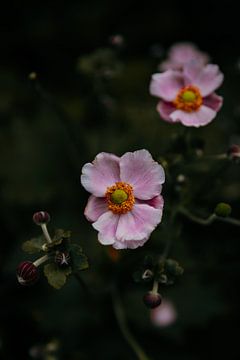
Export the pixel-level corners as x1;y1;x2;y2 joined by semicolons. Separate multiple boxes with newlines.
105;182;135;214
173;85;203;112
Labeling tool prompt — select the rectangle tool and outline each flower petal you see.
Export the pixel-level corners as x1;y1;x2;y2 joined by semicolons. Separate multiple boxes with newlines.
203;93;223;112
184;63;224;97
116;203;163;244
93;211;120;245
137;195;164;210
81;152;120;197
156;101;176;122
84;195;108;222
113;238;148;250
150;70;184;101
170;105;217;127
120;149;165;200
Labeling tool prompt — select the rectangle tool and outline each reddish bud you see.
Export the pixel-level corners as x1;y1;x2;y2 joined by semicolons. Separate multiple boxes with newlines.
17;261;39;286
143;291;162;309
228;144;240;161
33;211;50;225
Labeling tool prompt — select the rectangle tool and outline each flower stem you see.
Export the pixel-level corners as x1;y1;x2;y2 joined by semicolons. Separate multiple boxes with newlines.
179;207;216;225
179;207;240;226
152;280;159;294
41;224;52;244
33;254;49;267
112;289;151;360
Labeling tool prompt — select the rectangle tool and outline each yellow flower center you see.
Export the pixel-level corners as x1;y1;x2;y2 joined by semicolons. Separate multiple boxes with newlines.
173;85;203;112
105;182;135;214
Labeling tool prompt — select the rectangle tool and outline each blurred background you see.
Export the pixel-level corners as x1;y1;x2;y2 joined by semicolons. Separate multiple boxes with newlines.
1;0;240;359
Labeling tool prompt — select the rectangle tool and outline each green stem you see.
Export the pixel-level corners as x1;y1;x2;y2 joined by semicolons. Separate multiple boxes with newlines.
179;207;240;226
112;289;151;360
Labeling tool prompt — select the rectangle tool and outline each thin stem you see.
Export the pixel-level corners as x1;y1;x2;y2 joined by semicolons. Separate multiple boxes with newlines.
112;289;151;360
33;254;49;267
179;207;216;225
179;207;240;227
161;208;178;259
219;217;240;226
152;280;159;294
41;224;52;244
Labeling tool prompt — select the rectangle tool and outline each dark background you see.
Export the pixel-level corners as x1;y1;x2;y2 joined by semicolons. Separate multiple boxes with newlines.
1;1;240;359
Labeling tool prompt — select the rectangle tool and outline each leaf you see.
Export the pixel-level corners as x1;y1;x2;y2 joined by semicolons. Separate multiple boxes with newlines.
22;235;45;254
43;263;72;289
70;244;89;272
43;229;72;251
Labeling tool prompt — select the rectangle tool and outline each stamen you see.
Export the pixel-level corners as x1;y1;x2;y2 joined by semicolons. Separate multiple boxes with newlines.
105;182;135;214
173;85;202;112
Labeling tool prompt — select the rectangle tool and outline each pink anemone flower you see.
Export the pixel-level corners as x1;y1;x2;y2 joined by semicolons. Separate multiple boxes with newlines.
159;42;209;71
81;149;165;249
150;61;224;127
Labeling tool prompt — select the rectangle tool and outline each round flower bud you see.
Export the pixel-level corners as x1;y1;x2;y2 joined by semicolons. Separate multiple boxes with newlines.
55;252;71;268
17;261;39;286
228;144;240;161
143;291;162;309
214;203;232;217
33;211;50;225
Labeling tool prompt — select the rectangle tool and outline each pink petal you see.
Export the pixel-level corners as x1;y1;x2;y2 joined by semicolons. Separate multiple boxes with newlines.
93;211;119;245
170;105;217;127
113;238;148;250
81;152;120;197
116;203;163;244
203;93;223;112
160;43;209;71
120;149;165;200
84;195;108;222
156;101;176;122
137;195;164;210
183;60;205;85
150;70;184;101
169;42;209;65
184;63;223;97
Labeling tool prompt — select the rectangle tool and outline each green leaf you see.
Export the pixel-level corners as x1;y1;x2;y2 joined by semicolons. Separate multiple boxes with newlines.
44;263;72;289
43;228;72;251
22;235;45;254
70;244;89;272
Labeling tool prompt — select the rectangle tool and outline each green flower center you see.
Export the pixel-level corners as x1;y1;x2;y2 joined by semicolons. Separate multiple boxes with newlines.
181;90;197;102
110;189;128;204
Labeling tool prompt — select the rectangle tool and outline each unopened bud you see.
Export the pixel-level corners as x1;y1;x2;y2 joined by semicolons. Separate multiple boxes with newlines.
214;203;232;217
165;259;184;276
143;291;162;309
17;261;39;286
33;211;50;225
228;144;240;161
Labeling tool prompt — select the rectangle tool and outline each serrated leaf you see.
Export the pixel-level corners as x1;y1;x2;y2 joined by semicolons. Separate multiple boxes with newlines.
70;244;89;271
44;263;72;289
22;235;45;254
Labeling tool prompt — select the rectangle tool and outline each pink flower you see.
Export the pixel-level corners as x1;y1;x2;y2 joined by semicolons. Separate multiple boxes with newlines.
81;150;165;249
150;299;177;327
159;42;209;71
150;62;223;127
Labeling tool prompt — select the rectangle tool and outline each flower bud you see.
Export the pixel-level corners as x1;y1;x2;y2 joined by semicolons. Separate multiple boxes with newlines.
228;144;240;161
165;259;184;276
33;211;50;225
143;291;162;309
17;261;39;286
214;203;232;217
55;252;71;267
